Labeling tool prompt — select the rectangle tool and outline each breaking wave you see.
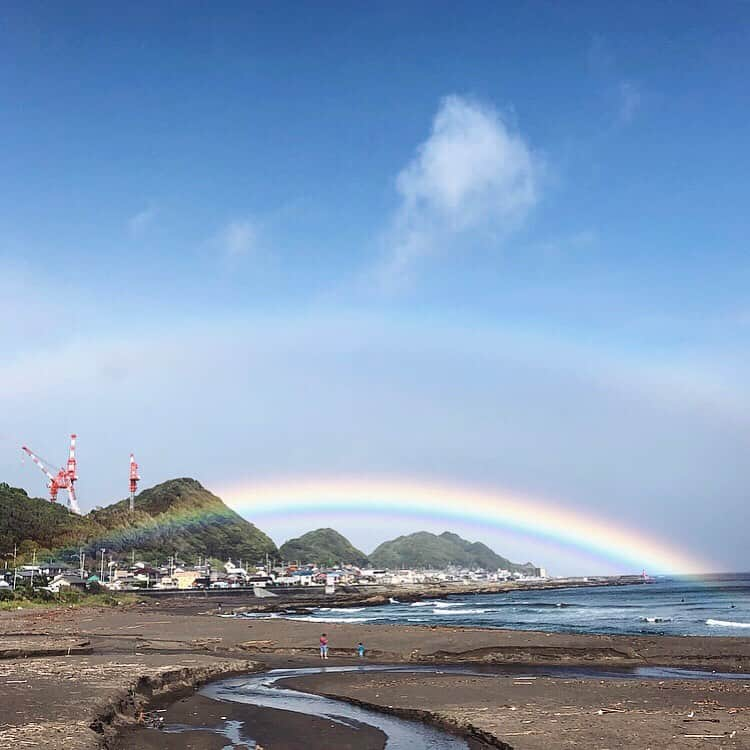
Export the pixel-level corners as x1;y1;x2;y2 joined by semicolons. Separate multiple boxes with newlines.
286;615;376;623
706;619;750;629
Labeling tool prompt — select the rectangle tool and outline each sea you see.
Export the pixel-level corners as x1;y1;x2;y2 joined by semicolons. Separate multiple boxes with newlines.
249;574;750;637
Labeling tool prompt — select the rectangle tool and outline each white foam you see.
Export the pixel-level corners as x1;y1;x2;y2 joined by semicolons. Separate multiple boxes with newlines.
410;601;440;607
238;612;280;619
318;607;365;613
285;615;375;623
433;602;467;608
706;619;750;629
432;608;489;615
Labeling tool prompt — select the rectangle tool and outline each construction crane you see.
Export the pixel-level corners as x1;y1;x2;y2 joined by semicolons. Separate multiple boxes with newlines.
129;453;140;511
21;434;80;514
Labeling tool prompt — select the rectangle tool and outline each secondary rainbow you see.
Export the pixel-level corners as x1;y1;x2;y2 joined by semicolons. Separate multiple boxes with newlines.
217;476;712;574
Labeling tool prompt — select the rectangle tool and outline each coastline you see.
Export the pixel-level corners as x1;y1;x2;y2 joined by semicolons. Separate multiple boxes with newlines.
136;575;651;615
1;591;748;749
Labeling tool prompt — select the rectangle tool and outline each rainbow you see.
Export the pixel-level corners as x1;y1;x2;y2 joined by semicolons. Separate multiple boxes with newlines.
217;476;713;575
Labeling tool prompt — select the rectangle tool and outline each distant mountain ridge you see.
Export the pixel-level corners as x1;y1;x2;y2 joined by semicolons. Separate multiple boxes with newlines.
0;478;277;563
1;481;535;573
279;528;370;567
370;530;534;572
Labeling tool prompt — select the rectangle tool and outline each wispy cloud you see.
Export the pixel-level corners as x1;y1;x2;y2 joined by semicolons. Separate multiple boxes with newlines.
618;81;641;124
375;95;542;287
128;204;158;236
588;36;642;127
215;219;259;260
1;313;748;573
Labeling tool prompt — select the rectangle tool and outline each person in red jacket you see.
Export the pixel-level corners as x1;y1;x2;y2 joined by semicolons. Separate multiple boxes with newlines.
319;633;329;659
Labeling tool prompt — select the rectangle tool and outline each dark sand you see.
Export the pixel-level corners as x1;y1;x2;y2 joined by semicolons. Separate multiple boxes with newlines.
120;692;388;750
1;594;749;749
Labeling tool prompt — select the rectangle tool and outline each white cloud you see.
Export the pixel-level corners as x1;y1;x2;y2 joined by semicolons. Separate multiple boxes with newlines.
618;81;641;124
128;204;157;236
377;95;541;286
216;219;259;260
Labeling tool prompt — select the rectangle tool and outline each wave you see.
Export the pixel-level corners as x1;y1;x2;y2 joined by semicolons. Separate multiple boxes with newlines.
285;615;376;624
706;619;750;629
433;602;467;608
505;600;584;608
238;612;280;619
317;607;366;613
432;608;490;615
640;617;673;623
410;601;440;607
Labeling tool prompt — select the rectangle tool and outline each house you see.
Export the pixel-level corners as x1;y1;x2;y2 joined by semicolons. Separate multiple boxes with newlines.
45;574;87;593
40;561;76;578
224;560;248;579
171;570;202;589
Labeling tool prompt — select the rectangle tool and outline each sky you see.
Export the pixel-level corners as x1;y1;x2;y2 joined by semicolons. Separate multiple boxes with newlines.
1;2;748;575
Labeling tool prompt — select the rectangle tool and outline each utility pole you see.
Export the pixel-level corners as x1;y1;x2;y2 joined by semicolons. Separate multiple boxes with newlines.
79;548;85;579
30;548;36;588
100;548;106;582
12;544;18;591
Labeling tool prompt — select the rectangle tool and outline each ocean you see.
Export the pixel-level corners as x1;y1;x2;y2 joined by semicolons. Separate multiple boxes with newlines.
260;574;750;636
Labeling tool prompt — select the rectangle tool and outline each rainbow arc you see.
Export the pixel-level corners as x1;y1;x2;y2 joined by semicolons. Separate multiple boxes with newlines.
217;476;712;575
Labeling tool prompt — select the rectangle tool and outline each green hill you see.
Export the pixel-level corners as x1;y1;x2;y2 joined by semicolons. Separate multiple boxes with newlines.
369;530;534;572
0;482;100;558
279;528;370;567
0;478;277;564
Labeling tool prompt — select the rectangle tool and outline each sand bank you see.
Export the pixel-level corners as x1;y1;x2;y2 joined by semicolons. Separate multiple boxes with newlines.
1;598;748;749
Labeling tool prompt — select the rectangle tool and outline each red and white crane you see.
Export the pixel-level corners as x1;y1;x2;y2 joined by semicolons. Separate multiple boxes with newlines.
21;433;80;514
129;453;140;511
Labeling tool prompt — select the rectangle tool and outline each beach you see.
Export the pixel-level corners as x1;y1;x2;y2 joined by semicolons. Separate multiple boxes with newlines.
1;589;749;749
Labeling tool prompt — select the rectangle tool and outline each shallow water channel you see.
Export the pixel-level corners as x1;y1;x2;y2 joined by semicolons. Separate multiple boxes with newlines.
160;664;747;749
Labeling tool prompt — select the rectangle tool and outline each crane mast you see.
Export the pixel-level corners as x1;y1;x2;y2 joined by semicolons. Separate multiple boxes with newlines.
129;453;140;511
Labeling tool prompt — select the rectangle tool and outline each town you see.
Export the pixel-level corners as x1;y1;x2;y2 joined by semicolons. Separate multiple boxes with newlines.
1;552;549;595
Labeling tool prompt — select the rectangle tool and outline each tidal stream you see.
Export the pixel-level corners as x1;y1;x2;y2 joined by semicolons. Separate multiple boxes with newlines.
159;664;747;749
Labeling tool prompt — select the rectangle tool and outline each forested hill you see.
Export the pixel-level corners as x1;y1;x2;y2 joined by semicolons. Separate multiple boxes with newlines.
370;530;535;572
279;528;370;567
0;478;277;564
0;482;99;554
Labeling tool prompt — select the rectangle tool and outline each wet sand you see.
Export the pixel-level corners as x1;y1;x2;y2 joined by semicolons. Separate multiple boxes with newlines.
119;692;388;750
1;598;749;748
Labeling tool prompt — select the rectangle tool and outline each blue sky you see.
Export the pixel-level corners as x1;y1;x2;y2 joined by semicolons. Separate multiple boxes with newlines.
1;2;748;573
